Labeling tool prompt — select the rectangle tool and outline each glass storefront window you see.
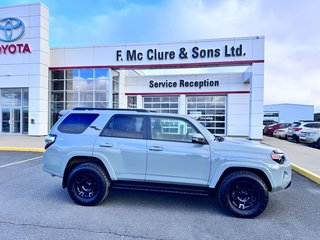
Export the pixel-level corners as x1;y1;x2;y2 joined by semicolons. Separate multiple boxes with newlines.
66;92;78;101
51;91;64;101
51;70;64;79
49;68;111;127
52;81;64;91
95;68;109;78
127;96;137;109
1;89;13;106
66;80;78;91
79;79;94;90
95;102;108;108
65;70;74;79
80;92;93;101
80;69;94;79
22;89;28;107
95;79;107;90
95;92;107;102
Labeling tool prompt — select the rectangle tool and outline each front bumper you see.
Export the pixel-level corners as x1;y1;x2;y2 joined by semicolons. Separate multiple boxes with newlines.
271;160;292;192
299;136;317;144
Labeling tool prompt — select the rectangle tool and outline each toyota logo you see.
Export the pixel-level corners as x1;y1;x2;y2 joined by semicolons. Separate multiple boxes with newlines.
0;17;25;42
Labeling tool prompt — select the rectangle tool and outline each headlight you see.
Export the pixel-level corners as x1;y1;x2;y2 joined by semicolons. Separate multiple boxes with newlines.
306;132;316;137
271;150;285;164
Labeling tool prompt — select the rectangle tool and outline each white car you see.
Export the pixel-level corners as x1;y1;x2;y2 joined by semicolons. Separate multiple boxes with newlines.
43;108;292;218
299;128;320;148
273;128;289;139
287;122;320;142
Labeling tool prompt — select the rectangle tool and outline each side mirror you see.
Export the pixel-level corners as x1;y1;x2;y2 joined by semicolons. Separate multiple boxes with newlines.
192;133;207;144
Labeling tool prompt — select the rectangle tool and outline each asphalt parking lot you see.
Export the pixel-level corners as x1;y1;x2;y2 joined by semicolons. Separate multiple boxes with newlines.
0;151;319;240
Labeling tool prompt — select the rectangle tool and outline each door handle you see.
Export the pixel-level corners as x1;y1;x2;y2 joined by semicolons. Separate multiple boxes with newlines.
99;143;113;147
90;126;101;131
149;146;163;151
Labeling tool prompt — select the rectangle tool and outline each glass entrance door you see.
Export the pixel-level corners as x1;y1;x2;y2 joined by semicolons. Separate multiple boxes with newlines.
12;108;21;133
1;108;22;133
2;108;10;133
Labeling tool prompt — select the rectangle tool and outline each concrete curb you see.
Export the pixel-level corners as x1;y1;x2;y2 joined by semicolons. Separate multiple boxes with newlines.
0;147;44;153
291;163;320;184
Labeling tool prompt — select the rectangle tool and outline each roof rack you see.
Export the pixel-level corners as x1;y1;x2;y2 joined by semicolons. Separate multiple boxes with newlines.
73;107;150;113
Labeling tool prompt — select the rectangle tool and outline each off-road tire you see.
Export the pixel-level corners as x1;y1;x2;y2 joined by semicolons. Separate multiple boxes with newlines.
67;163;110;206
218;170;269;218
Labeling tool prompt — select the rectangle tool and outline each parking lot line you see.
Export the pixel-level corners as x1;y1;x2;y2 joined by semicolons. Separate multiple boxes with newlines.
0;156;43;169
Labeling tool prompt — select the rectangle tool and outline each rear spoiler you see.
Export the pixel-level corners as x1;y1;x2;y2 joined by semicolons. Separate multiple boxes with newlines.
58;110;69;117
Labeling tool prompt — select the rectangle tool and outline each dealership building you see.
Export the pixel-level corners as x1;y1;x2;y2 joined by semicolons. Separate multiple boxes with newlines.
0;3;264;139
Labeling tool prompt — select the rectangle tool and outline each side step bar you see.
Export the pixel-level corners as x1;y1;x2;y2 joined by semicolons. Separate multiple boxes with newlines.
111;181;210;196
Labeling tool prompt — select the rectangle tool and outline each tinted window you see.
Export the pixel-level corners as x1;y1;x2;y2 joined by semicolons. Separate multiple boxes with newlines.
150;117;199;143
58;113;98;134
304;123;314;128
315;123;320;128
101;115;146;139
291;122;301;127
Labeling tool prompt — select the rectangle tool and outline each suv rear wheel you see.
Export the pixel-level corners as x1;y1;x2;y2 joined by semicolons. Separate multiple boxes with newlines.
218;171;269;218
67;163;110;206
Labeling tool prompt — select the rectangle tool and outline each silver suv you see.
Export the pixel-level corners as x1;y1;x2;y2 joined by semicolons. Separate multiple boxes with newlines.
300;129;320;148
43;108;291;218
287;121;320;142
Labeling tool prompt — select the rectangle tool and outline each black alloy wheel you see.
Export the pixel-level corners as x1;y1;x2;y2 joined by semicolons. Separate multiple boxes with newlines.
218;171;269;218
67;163;110;206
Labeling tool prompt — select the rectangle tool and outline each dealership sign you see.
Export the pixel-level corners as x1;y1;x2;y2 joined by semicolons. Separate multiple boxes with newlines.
0;17;31;54
149;79;219;89
116;44;245;62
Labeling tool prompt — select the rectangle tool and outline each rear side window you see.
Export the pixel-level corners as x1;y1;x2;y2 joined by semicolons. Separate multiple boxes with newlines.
101;114;147;139
58;113;99;134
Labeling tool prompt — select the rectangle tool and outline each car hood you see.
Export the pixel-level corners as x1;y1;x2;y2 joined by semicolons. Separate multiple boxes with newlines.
211;137;281;161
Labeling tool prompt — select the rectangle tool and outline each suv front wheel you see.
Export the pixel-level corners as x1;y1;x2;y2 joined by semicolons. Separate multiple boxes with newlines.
218;171;269;218
67;163;110;206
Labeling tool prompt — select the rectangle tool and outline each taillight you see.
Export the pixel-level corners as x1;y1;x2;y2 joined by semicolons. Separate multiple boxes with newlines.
45;134;56;149
294;128;302;131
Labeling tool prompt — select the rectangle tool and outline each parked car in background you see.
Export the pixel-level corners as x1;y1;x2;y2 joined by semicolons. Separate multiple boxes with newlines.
299;128;320;148
287;122;320;142
273;127;289;139
263;120;278;126
263;123;291;136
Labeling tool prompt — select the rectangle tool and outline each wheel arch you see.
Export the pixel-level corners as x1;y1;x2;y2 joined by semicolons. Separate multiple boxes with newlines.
62;156;111;188
211;167;272;192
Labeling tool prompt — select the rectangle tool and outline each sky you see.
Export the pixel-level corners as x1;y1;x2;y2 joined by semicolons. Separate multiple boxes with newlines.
1;0;320;112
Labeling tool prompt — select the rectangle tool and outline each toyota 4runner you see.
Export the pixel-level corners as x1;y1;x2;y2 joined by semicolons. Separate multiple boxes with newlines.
43;108;291;218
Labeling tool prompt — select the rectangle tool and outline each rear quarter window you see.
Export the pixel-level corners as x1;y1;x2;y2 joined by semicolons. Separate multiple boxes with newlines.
58;113;99;134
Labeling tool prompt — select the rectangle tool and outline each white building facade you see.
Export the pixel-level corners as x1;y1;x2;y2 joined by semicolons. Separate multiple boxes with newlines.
0;3;265;139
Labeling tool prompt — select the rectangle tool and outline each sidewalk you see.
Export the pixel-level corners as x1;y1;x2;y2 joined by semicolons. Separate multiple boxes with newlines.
0;135;45;152
262;136;320;184
0;134;319;183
